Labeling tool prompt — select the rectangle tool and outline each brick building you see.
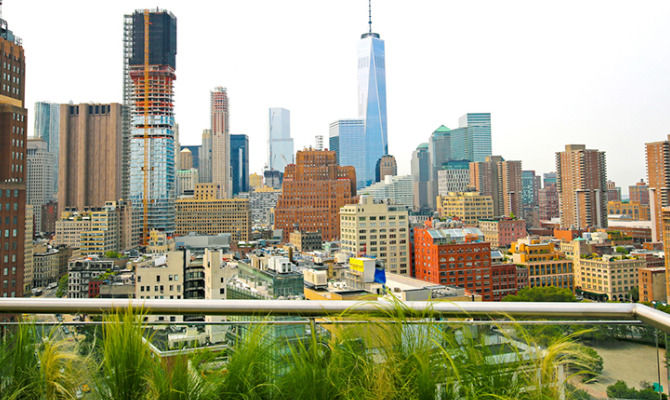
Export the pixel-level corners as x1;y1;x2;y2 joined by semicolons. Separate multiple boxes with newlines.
479;218;527;248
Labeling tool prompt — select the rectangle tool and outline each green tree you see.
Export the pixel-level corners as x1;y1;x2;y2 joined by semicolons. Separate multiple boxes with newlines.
502;286;577;302
104;251;122;259
606;380;666;400
55;274;68;298
580;346;603;382
615;246;629;254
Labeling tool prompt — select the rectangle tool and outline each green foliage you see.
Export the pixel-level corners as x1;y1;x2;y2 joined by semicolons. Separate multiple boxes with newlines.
614;246;629;254
104;251;123;259
503;286;577;302
578;345;603;382
606;380;666;400
566;384;591;400
55;274;68;298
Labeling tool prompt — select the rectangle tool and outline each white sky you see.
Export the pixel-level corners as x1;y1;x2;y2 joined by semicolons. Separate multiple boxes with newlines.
8;0;670;192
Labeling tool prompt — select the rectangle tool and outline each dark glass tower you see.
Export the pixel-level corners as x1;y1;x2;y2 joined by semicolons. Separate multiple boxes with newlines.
230;134;249;195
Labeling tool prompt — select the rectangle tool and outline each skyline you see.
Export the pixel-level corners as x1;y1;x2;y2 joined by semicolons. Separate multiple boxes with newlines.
8;0;670;190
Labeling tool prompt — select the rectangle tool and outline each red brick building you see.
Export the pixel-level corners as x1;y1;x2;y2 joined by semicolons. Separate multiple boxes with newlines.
274;149;356;242
413;222;494;301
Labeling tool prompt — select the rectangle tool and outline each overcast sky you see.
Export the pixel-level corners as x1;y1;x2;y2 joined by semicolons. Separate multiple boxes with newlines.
8;0;670;192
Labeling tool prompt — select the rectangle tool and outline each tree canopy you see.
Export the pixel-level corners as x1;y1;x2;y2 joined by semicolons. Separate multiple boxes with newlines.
502;286;577;302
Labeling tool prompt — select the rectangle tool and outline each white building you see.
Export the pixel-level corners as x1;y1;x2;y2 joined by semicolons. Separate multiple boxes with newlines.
177;168;199;195
134;251;184;323
26;137;54;230
359;175;413;209
268;108;293;173
437;167;470;195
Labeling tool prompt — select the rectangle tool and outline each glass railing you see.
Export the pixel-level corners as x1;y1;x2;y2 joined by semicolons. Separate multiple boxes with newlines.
1;298;669;400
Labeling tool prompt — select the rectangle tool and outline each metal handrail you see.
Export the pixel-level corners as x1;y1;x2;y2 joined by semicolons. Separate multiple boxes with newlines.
1;298;669;333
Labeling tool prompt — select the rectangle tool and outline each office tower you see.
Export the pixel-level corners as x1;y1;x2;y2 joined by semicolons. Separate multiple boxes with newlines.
428;125;451;208
556;144;607;230
230;134;249;195
58;103;123;215
329;119;366;187
314;135;324;150
26;138;54;231
0;13;26;298
459;113;492;162
200;129;212;183
521;171;540;207
436;192;494;225
358;10;388;191
41;200;58;234
538;184;559;221
359;175;413;209
268;108;293;173
411;143;430;212
127;9;177;238
175;184;250;242
437;160;470;195
606;180;621;202
181;145;200;170
629;179;649;205
274;149;356;241
470;156;522;218
33;102;60;197
177;148;198;196
211;87;230;198
543;172;557;187
375;154;397;182
264;169;283;189
179;148;193;170
340;196;409;275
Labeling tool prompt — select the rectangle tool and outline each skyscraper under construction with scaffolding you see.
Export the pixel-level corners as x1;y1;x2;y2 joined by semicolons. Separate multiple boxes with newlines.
124;9;177;240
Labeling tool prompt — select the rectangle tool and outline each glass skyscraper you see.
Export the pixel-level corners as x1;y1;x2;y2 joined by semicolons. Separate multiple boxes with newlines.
459;113;492;162
268;108;293;173
33;102;59;198
230;134;249;195
357;26;387;188
127;9;177;236
329;119;366;188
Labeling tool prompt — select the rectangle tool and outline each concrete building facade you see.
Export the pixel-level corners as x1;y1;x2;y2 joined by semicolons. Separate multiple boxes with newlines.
436;192;494;225
470;156;522;218
26;137;54;231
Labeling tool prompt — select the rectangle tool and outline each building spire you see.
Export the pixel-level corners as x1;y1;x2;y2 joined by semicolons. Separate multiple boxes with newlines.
368;0;372;33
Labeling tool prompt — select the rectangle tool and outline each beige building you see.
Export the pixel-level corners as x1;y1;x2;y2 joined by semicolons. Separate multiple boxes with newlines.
249;173;263;190
134;251;184;323
58;103;123;215
339;197;410;275
573;247;645;302
32;244;76;288
289;230;323;252
23;205;33;291
556;144;607;230
436;192;494;225
470;156;523;217
511;237;574;291
176;184;250;242
177;168;199;195
639;267;666;303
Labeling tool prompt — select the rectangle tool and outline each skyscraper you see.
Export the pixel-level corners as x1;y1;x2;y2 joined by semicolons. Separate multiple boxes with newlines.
181;145;200;170
329;119;366;187
646;136;670;241
314;135;324;151
459;113;492;162
0;13;27;297
211;87;231;198
230;134;249;195
33;102;59;197
26;138;53;231
411;143;430;212
470;156;522;218
268;107;293;173
357;8;387;190
555;144;607;230
200;129;212;183
274;149;356;241
375;154;397;182
58;103;123;215
127;9;177;238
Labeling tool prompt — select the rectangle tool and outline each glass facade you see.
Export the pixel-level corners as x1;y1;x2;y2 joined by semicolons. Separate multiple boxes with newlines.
230;134;249;195
459;113;492;162
329;119;366;188
268;108;293;173
358;32;387;189
33;102;59;198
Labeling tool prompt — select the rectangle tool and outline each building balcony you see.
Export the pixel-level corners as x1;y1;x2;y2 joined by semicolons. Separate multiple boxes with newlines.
0;298;668;399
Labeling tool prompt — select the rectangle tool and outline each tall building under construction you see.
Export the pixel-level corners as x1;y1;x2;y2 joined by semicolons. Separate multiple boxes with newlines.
124;9;177;239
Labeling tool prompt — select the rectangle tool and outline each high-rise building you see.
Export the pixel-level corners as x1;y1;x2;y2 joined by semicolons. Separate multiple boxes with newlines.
33;102;60;197
411;143;430;212
458;113;492;163
543;172;557;187
375;154;397;182
556;144;607;230
629;179;649;206
359;175;413;209
268;108;293;173
230;134;249;195
26;138;54;231
274;149;356;241
340;197;410;275
127;9;177;238
538;184;559;221
437;160;471;196
358;13;388;191
470;156;523;218
175;184;250;242
428;125;451;208
24;205;32;291
177;148;198;196
181;145;200;170
0;16;27;297
179;148;193;170
606;180;621;202
211;87;231;198
329;119;366;187
646;137;670;242
58;103;123;215
521;170;540;207
199;129;212;183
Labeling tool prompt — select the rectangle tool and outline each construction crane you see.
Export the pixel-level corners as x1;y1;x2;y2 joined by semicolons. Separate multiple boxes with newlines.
142;9;150;245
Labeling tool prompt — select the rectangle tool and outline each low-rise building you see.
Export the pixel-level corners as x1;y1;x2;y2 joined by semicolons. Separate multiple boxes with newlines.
32;244;76;288
574;251;645;302
134;251;184;323
511;237;574;291
339;196;410;275
639;266;666;303
607;200;650;221
436;192;494;226
358;175;413;209
289;230;323;252
67;256;127;298
479;218;527;248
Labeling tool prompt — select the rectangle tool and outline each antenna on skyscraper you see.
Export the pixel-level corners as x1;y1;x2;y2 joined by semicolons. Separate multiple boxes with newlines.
368;0;372;33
